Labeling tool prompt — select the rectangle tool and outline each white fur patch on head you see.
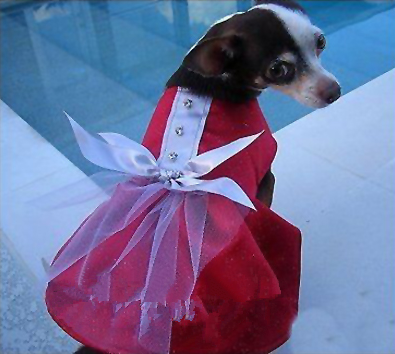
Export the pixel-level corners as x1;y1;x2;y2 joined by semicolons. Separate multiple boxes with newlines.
252;4;320;55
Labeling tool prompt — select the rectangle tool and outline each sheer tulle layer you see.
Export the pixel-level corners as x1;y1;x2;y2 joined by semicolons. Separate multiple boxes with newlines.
46;178;249;353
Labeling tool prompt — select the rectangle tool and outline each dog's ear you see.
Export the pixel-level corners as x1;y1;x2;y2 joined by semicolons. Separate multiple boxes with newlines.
182;34;244;77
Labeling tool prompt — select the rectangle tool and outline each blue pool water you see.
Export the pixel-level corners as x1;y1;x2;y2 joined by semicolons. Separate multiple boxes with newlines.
1;0;395;175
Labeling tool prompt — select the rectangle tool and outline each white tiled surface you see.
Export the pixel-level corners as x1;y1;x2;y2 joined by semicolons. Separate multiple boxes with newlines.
274;69;394;181
369;159;395;193
273;69;395;354
0;103;72;192
1;101;106;283
269;141;363;225
0;102;91;352
0;230;79;354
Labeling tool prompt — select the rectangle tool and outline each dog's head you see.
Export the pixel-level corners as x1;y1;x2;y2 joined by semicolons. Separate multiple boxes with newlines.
183;0;340;108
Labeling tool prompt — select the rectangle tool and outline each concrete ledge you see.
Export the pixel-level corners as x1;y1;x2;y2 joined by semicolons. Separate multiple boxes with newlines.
1;101;104;282
273;69;395;354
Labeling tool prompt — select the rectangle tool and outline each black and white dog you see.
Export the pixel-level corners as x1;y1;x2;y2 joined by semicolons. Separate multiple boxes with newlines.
74;1;339;353
169;0;340;107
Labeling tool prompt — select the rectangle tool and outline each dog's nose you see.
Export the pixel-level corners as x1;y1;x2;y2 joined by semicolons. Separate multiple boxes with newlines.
322;81;341;105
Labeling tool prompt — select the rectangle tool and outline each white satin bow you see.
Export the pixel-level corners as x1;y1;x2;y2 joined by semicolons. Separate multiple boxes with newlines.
65;112;263;210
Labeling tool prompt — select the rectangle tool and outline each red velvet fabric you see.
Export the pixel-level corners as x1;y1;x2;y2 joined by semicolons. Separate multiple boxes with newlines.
46;87;301;354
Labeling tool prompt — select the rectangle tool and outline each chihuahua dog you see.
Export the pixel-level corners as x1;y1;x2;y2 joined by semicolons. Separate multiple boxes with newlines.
73;1;340;353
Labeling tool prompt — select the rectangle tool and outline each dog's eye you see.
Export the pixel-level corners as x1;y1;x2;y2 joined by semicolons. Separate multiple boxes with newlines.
317;34;326;50
266;60;294;81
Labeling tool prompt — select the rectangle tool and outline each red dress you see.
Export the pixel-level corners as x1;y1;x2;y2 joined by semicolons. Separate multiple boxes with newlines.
46;87;301;354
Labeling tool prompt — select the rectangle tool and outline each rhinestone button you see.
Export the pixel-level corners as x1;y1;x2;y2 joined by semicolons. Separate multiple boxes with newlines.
183;99;193;109
175;126;184;136
168;152;178;161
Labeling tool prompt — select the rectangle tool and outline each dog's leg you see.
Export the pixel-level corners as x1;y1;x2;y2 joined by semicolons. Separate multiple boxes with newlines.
256;168;275;208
